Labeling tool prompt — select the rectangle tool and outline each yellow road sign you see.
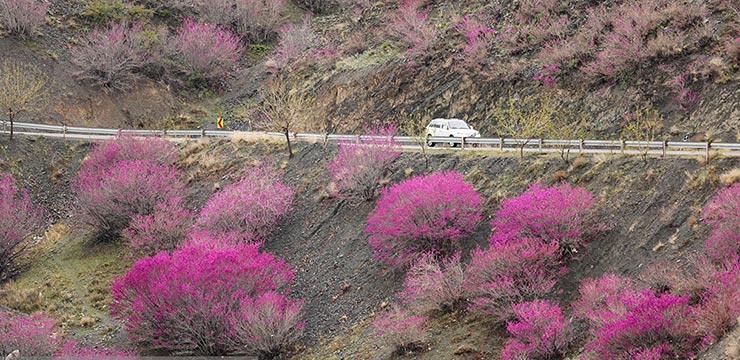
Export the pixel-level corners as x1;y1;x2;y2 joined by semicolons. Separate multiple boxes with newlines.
217;117;224;129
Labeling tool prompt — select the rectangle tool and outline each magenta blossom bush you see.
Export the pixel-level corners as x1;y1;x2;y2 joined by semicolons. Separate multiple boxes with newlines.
79;134;178;180
56;340;135;358
366;170;481;267
572;274;644;329
464;237;561;320
195;165;293;244
373;305;428;354
171;19;242;87
385;0;437;57
123;197;194;257
76;160;185;240
398;252;465;313
501;300;572;360
584;291;695;360
227;291;305;358
0;0;47;38
71;22;150;91
689;258;740;343
703;183;740;261
0;173;45;279
328;124;400;201
0;311;62;356
490;182;597;255
111;242;302;356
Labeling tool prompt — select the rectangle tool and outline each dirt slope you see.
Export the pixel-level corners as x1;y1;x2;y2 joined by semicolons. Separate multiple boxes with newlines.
2;135;738;358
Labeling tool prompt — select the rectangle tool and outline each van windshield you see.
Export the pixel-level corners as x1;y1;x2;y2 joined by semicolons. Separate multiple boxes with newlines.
448;120;469;129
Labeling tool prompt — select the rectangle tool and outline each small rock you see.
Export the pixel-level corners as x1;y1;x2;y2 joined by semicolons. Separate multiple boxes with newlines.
340;315;348;321
380;301;388;309
5;350;19;359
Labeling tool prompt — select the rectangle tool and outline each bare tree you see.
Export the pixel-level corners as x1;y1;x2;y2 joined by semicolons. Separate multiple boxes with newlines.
622;102;663;161
398;111;431;168
546;105;590;163
0;60;49;141
257;73;314;158
492;96;553;159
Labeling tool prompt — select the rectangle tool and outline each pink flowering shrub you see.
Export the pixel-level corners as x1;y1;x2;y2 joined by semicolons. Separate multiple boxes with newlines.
328;124;399;201
0;173;45;279
583;291;695;360
490;182;597;255
56;340;135;357
703;183;740;261
572;274;643;329
76;160;185;240
373;305;428;354
194;166;293;244
0;311;62;356
76;135;182;240
71;22;150;91
79;135;178;179
0;0;47;38
501;300;572;360
366;170;481;267
123;197;194;257
385;0;437;57
454;15;493;71
464;238;561;320
580;0;707;80
171;19;242;88
398;252;465;313
688;258;740;343
226;292;305;358
111;242;302;356
270;17;317;69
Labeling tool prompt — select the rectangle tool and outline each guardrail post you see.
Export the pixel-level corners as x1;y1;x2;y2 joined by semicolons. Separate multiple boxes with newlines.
621;139;626;154
538;138;543;153
579;139;584;154
706;142;711;162
162;129;167;138
461;137;465;150
499;138;504;151
201;129;206;138
662;140;667;157
356;134;360;145
63;125;67;141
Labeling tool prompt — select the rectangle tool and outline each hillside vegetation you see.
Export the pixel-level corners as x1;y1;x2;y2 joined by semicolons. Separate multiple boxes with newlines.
2;0;740;359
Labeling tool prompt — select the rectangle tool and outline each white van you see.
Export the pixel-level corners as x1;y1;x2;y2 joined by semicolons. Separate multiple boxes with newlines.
425;118;480;147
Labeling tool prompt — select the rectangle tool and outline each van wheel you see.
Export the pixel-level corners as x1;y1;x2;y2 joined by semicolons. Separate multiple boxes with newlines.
449;136;457;148
427;135;435;147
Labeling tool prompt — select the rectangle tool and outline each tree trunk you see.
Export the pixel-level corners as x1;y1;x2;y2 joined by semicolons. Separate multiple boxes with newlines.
8;110;13;141
284;129;293;158
519;143;525;159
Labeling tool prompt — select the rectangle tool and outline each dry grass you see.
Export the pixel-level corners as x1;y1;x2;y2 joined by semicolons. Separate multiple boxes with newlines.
570;156;589;170
725;317;740;359
552;169;568;181
720;168;740;186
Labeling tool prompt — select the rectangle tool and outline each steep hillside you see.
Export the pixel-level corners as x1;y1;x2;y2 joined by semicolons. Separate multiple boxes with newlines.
2;135;739;357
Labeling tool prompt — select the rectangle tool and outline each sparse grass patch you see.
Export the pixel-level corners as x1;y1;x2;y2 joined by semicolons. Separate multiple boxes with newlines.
0;222;131;336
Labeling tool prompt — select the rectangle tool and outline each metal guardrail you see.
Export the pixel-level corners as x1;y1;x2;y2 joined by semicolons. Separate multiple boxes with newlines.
2;120;738;159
